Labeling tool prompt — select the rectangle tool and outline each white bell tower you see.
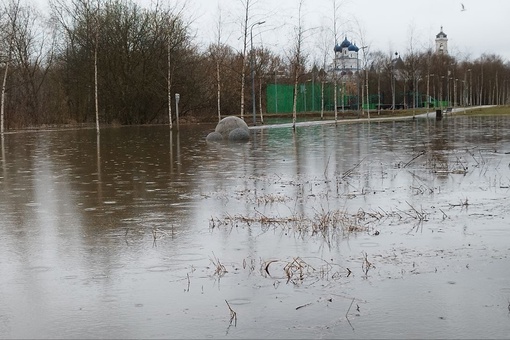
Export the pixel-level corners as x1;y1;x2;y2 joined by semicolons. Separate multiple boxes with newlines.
435;26;448;54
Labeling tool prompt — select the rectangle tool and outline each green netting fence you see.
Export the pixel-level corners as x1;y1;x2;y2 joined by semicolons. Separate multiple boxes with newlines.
266;83;359;113
266;83;443;113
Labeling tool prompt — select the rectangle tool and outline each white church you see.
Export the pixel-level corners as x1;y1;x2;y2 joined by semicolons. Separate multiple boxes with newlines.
330;26;449;76
330;37;360;76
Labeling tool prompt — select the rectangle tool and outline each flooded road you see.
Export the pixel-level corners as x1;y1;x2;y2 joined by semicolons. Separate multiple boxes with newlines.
1;116;510;339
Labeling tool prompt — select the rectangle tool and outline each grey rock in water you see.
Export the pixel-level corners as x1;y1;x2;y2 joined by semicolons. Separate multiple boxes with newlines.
206;131;223;142
228;127;250;142
206;116;250;142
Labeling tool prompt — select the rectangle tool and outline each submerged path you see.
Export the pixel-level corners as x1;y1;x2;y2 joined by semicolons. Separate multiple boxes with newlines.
250;105;496;130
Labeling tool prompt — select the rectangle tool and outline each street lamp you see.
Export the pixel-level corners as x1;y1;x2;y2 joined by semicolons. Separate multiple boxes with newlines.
467;68;472;106
440;75;445;111
413;76;421;119
175;93;180;130
356;45;369;117
427;73;434;111
359;45;369;119
454;78;458;110
250;21;265;126
391;52;399;113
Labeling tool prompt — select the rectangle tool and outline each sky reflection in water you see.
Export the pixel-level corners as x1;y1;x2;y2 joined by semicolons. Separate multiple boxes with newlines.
1;116;510;339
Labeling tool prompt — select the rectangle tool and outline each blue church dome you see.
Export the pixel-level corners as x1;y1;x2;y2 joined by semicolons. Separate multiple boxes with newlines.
348;43;359;52
340;37;351;48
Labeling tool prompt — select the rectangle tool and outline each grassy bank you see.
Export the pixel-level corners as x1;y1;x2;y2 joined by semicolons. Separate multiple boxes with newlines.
260;105;510;123
455;105;510;116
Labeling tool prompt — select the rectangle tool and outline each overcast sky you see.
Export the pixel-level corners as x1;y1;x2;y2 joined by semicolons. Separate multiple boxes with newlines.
131;0;509;63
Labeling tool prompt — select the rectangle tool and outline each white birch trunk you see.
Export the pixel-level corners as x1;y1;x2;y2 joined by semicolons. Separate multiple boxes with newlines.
1;61;8;134
258;80;263;124
94;31;99;134
216;60;221;122
168;41;172;128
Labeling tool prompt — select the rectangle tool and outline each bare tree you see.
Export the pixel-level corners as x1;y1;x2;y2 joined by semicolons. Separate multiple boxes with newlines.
289;0;308;130
331;0;341;122
315;27;333;120
239;0;251;119
0;56;8;134
164;2;188;127
2;0;55;128
353;18;370;117
0;1;16;134
211;3;226;122
93;0;99;133
50;0;100;123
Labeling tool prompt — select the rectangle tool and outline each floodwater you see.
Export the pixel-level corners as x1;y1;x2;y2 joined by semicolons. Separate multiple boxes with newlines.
1;115;510;339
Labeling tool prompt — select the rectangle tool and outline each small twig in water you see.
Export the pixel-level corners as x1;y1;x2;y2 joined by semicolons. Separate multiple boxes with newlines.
403;150;426;168
345;297;356;331
342;157;366;179
225;300;237;326
439;208;448;220
345;297;355;318
324;154;331;178
406;201;425;220
296;302;312;310
346;267;352;277
262;260;278;277
361;252;373;275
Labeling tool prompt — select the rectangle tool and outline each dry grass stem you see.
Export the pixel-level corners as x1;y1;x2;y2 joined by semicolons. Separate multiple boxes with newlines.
362;252;373;276
404;150;426;168
342;157;366;179
225;300;237;326
210;254;228;277
295;302;312;310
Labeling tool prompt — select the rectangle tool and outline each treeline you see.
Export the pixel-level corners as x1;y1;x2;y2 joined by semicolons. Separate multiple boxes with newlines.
0;0;509;130
363;50;510;110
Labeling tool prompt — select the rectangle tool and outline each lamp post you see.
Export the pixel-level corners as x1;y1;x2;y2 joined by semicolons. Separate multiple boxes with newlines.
175;93;180;130
377;70;381;115
467;68;472;106
311;66;317;112
427;73;434;111
454;78;458;110
250;21;265;126
413;76;421;119
447;74;451;107
358;45;368;118
440;75;445;112
274;69;278;113
391;52;399;113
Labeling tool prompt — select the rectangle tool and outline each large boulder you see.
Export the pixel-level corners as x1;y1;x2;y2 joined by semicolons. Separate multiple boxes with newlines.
205;131;223;142
228;127;250;142
206;116;250;142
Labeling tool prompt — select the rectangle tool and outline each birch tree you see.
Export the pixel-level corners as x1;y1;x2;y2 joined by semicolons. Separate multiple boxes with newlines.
0;1;16;133
211;4;226;122
239;0;251;119
290;0;307;130
332;0;341;122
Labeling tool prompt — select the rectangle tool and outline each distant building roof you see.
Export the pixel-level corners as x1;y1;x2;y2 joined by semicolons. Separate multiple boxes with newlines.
436;26;447;39
348;43;359;52
340;37;351;48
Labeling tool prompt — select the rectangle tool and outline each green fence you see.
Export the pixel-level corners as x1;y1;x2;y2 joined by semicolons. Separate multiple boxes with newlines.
266;83;445;113
266;83;360;113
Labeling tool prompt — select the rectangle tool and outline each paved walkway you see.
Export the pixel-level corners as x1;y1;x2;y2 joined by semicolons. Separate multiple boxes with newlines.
250;106;496;130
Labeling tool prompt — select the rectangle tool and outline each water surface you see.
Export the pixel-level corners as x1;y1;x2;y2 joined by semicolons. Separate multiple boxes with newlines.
1;116;510;339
